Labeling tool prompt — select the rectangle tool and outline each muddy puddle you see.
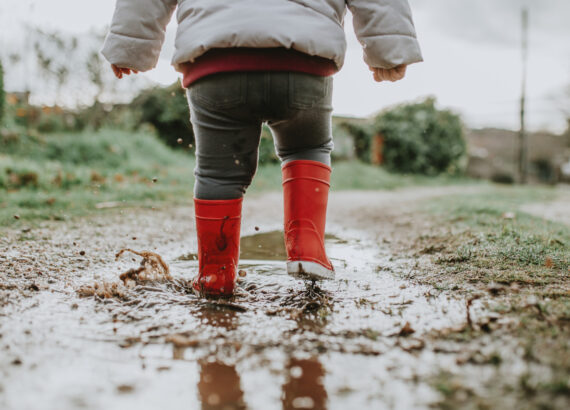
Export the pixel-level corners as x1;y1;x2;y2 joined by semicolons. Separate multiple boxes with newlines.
1;227;490;410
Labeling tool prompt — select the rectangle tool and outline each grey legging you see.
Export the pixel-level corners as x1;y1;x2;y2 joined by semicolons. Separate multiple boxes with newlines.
187;72;334;200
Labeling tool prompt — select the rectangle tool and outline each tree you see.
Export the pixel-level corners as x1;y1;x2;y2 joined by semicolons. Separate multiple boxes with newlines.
33;29;76;105
0;59;4;126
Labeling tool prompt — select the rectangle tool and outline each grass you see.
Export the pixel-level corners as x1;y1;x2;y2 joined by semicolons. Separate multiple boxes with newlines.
423;188;569;286
414;188;570;408
249;160;475;193
1;128;474;228
0;129;195;226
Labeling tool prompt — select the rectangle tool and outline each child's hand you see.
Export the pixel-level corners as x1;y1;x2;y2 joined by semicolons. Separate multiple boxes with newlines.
369;65;407;83
111;64;139;79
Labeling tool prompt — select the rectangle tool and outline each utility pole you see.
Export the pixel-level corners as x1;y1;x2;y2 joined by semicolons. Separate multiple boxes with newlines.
518;8;529;184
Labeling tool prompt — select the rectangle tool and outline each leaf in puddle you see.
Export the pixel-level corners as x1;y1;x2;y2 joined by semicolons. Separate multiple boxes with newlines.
76;249;172;300
116;248;172;284
398;321;415;337
77;281;127;299
116;384;135;394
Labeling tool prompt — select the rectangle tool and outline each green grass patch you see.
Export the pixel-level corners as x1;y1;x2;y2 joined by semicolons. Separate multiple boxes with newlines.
249;160;476;193
1;128;476;228
424;187;568;285
420;187;570;383
0;129;195;226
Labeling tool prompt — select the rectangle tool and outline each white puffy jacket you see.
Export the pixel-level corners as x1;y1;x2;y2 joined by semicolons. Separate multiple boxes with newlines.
102;0;422;73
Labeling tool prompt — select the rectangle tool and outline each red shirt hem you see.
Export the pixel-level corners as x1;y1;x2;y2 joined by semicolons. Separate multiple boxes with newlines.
181;48;338;88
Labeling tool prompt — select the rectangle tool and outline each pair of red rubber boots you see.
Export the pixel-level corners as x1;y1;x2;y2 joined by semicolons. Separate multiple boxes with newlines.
192;160;334;297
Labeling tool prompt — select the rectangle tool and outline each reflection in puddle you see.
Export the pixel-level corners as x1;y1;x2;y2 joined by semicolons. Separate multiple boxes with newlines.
283;358;328;410
240;230;287;261
179;230;291;262
195;302;241;331
198;361;246;410
49;229;469;409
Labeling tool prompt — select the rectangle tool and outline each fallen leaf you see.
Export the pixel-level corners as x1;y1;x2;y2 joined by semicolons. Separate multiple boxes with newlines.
545;257;554;268
398;322;415;337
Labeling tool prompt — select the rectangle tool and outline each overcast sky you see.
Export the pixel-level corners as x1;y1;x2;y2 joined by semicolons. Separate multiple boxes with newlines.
1;0;569;132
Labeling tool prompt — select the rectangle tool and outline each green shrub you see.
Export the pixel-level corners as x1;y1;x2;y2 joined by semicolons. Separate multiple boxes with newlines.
131;82;194;148
374;98;466;175
37;112;68;133
258;125;279;164
337;120;375;162
0;130;191;184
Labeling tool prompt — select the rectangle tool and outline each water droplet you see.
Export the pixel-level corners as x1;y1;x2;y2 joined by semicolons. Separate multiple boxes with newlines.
207;393;220;405
290;365;303;378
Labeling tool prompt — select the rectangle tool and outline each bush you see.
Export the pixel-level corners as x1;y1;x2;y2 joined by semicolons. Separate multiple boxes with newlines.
374;98;466;175
131;82;194;148
258;125;280;164
336;120;375;162
0;129;192;191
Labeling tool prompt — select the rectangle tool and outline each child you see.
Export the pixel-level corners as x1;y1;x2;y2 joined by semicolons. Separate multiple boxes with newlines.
102;0;422;297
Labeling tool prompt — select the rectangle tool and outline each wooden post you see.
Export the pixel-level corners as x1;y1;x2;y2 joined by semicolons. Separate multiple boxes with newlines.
371;133;384;165
518;8;529;184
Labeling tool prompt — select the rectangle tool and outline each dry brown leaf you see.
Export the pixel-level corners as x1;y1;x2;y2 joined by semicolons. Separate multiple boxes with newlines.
398;321;415;337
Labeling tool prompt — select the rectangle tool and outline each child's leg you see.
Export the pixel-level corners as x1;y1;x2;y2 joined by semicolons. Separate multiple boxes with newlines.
189;92;262;200
186;73;262;296
267;73;335;280
268;99;333;166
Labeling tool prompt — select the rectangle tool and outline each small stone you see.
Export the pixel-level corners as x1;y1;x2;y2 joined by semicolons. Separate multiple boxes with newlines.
116;384;135;394
238;270;247;277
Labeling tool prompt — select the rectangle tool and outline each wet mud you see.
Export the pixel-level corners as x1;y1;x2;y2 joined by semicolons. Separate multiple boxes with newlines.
1;189;567;409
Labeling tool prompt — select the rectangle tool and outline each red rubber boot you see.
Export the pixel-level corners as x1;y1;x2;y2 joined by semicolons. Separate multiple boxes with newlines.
192;198;242;297
282;160;334;280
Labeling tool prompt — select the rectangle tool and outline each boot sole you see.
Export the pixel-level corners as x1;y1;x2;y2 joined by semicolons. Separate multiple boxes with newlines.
287;261;335;281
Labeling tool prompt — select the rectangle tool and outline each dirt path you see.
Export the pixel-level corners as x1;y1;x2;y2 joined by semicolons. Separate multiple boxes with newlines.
0;185;567;410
